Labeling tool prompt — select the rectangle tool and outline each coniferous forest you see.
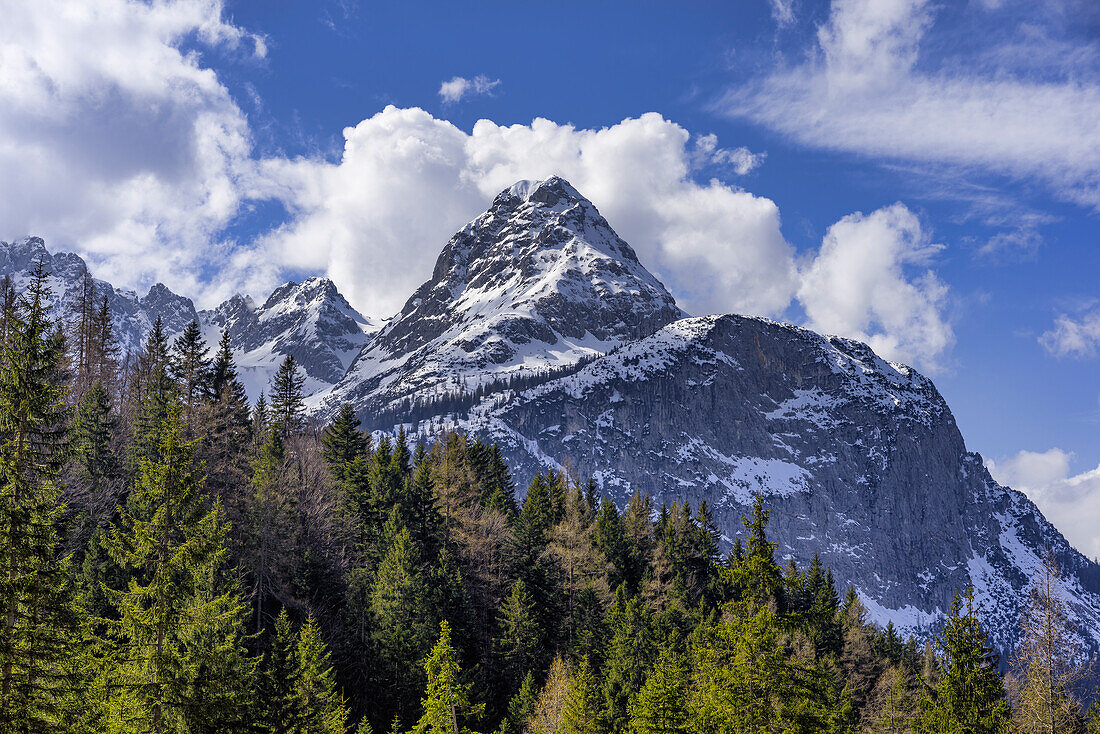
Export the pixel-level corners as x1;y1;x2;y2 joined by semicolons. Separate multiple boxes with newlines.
4;266;1100;734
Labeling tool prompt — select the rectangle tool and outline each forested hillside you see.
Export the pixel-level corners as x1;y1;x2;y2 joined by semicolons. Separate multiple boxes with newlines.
4;265;1099;733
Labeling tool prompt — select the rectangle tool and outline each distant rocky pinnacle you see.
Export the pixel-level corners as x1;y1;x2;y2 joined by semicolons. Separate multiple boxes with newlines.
6;177;1100;658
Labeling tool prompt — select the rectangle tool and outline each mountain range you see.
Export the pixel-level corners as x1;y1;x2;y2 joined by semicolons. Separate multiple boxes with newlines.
5;175;1099;658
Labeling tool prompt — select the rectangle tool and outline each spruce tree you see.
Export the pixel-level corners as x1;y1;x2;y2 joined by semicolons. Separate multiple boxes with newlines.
293;614;350;734
131;316;177;465
103;402;255;733
258;609;301;734
918;588;1009;734
171;320;211;427
203;330;252;523
413;620;483;734
495;578;544;689
0;263;79;731
628;647;690;734
322;405;367;487
270;355;306;437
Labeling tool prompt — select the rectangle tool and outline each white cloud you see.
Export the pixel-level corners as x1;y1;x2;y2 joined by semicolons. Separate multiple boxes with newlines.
438;75;501;104
1040;310;1100;359
254;107;797;320
988;449;1100;560
769;0;796;26
0;0;263;303
722;0;1100;209
797;203;953;371
0;0;954;375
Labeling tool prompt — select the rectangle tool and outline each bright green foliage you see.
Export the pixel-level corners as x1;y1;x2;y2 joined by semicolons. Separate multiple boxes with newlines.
628;647;690;734
601;590;656;733
102;403;255;733
413;620;483;734
559;658;602;734
0;263;79;731
689;598;827;734
496;671;537;734
293;614;350;734
918;588;1010;734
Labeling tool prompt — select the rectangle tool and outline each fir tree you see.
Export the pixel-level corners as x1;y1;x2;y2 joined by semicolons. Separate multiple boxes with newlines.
413;620;483;734
270;355;306;437
103;403;255;733
918;587;1009;734
0;263;79;731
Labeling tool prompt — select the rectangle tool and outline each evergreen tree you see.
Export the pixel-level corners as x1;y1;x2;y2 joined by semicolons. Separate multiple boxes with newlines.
171;320;211;431
628;646;689;734
917;588;1009;734
131;316;177;464
559;658;601;734
270;356;306;437
0;263;79;731
258;609;301;734
322;405;367;487
413;621;483;734
496;671;537;734
68;378;120;554
1008;551;1087;734
293;615;350;734
496;579;544;690
203;330;252;524
103;403;255;733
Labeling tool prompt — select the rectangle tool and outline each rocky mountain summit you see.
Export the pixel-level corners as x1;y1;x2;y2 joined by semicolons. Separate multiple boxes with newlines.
312;176;684;420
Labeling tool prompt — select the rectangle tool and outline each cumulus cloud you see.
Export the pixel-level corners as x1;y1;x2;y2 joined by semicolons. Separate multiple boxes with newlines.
721;0;1100;210
438;75;501;104
0;0;263;303
1040;310;1100;359
988;449;1100;560
0;0;954;375
254;107;797;320
798;203;953;371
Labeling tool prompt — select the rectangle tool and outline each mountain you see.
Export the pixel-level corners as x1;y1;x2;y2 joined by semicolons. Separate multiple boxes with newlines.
200;277;381;399
0;237;376;397
311;176;684;421
434;313;1100;653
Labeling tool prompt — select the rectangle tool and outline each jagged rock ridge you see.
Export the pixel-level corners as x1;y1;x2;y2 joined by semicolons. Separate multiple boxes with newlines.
311;176;684;421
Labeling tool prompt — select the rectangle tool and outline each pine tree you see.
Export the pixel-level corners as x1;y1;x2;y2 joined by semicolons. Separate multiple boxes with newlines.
628;646;689;734
917;587;1009;734
0;263;80;731
102;402;255;733
413;620;483;734
1008;551;1087;734
270;355;306;437
293;614;350;734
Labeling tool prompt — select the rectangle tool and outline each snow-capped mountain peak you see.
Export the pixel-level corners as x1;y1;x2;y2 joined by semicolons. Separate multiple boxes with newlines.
312;176;684;420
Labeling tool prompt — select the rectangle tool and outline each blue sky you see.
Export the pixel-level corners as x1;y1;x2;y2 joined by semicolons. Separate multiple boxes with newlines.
1;0;1098;553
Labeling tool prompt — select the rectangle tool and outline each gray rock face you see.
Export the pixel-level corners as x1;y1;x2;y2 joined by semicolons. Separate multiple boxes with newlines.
436;315;1100;654
312;176;684;420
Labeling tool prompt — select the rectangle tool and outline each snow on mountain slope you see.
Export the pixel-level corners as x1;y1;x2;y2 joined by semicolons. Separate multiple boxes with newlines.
200;277;382;399
312;176;684;421
409;313;1100;655
0;238;377;398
